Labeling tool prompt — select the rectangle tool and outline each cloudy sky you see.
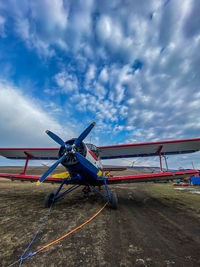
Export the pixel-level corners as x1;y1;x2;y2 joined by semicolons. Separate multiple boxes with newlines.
0;0;200;169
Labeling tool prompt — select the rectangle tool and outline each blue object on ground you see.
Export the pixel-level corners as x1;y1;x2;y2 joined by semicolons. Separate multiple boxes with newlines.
190;175;200;185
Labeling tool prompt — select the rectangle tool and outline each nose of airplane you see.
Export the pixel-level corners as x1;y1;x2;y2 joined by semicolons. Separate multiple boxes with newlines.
37;122;96;185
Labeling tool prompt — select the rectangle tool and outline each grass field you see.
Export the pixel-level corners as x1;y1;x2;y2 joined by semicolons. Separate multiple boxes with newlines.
0;167;200;266
146;183;200;214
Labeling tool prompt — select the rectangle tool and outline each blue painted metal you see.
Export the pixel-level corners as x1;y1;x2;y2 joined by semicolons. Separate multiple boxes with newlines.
54;184;80;201
66;145;72;151
38;122;97;186
77;174;82;181
46;130;66;147
54;179;66;198
74;122;95;147
74;151;99;176
39;154;66;183
89;184;109;201
88;178;111;202
104;179;112;201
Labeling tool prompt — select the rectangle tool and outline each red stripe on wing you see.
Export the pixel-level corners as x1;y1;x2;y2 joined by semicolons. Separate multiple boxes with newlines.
108;170;199;183
0;173;63;183
99;138;200;149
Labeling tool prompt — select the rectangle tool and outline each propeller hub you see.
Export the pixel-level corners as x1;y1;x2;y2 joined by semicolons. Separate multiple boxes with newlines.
58;138;87;167
66;145;72;152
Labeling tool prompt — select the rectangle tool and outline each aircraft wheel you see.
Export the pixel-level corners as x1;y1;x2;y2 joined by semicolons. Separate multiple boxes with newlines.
110;192;118;209
44;193;54;208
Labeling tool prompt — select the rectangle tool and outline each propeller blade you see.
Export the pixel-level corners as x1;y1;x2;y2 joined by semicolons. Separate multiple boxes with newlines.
74;122;95;147
36;154;66;185
74;152;102;177
46;130;66;147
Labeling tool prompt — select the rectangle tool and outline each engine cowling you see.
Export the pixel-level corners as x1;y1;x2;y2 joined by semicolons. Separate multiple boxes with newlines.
58;138;87;167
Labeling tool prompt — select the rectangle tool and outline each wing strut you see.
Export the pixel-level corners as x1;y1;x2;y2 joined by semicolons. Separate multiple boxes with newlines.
157;146;163;172
163;155;169;171
20;152;34;175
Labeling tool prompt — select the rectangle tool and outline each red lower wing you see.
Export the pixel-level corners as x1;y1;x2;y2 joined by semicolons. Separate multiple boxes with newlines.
0;173;63;183
0;170;198;184
108;170;199;184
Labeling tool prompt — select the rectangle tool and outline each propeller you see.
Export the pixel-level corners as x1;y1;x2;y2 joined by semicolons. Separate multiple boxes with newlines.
45;130;66;147
74;152;102;177
36;154;66;185
74;122;95;147
37;122;96;185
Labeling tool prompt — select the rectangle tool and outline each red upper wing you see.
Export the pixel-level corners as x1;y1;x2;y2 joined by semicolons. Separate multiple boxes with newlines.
1;138;200;160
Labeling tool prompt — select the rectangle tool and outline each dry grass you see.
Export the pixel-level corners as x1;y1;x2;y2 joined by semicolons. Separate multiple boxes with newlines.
146;183;200;214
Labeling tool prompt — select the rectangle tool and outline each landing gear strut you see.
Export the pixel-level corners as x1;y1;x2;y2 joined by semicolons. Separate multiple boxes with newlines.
44;179;80;208
89;179;118;209
44;178;118;209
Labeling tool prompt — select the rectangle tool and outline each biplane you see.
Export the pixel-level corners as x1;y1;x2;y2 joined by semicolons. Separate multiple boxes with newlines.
0;122;200;209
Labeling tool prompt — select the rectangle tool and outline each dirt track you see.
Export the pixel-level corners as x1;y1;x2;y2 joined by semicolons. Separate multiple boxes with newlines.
0;168;200;267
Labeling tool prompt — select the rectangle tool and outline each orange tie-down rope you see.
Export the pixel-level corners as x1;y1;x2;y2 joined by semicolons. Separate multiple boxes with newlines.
36;201;109;254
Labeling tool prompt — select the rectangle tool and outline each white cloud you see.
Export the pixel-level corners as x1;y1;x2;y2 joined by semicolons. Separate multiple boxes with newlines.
0;81;75;147
85;64;96;90
96;15;112;42
107;64;133;104
96;15;134;62
93;83;107;99
1;0;69;56
70;91;121;123
183;0;200;38
31;0;68;30
0;15;6;37
15;18;30;40
54;70;78;93
99;67;108;83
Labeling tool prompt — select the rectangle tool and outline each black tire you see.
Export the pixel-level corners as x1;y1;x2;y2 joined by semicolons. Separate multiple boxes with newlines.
44;193;54;208
110;192;118;209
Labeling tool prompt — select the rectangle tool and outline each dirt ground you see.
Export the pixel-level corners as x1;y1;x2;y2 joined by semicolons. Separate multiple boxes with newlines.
0;167;200;267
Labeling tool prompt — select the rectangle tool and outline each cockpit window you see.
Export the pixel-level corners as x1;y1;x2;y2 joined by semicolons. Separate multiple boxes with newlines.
86;143;99;157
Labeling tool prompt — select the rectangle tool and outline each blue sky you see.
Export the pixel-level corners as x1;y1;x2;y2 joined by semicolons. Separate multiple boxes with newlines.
0;0;200;169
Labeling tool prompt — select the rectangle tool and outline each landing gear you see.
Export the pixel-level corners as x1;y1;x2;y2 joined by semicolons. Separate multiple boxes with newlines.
88;180;118;209
82;185;91;198
44;193;54;208
110;192;118;209
44;183;81;208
